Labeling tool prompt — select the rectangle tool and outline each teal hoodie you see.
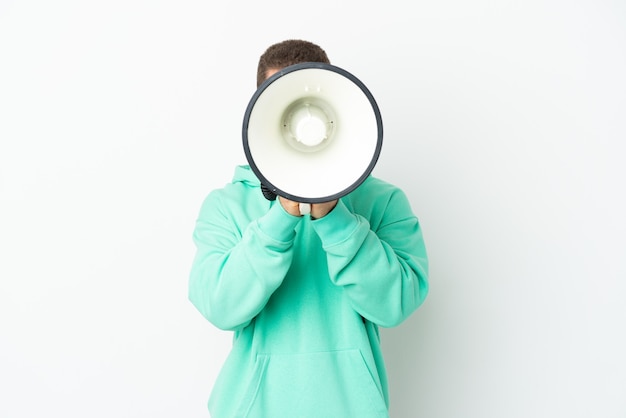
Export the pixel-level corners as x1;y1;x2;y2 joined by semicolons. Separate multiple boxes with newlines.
189;165;428;418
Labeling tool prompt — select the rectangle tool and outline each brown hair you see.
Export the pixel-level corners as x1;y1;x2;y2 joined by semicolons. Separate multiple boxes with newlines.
256;39;330;87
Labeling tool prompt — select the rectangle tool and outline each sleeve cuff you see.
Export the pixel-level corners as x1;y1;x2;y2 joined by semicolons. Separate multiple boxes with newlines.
311;200;362;246
256;201;302;242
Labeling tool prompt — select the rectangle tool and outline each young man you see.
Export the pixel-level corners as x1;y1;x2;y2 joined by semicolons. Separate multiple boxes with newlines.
189;39;429;418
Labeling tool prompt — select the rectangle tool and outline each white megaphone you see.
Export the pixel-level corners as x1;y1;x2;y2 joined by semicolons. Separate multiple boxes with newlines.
242;62;383;214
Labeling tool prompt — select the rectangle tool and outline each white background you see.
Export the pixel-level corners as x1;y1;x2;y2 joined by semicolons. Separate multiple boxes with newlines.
1;1;625;417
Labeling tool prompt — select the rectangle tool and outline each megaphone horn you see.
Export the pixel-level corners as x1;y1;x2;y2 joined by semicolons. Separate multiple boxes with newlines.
242;62;383;204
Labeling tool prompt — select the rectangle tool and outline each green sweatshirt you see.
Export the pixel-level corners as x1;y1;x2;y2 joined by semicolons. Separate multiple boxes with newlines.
189;165;428;418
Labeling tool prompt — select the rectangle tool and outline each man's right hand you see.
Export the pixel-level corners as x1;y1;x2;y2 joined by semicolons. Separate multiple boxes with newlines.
278;196;303;217
279;196;337;219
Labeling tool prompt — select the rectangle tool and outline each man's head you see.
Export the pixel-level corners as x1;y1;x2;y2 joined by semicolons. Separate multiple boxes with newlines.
256;39;330;87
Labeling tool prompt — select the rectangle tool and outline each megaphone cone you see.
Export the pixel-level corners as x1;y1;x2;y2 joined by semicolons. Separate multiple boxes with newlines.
242;62;383;203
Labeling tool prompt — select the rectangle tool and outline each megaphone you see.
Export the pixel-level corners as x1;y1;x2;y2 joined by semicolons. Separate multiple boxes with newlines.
242;62;383;208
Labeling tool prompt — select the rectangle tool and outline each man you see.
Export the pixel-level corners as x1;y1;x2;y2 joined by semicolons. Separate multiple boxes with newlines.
189;39;429;418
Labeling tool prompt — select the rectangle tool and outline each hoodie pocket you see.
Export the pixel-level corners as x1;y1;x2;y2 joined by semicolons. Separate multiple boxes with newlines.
236;349;388;418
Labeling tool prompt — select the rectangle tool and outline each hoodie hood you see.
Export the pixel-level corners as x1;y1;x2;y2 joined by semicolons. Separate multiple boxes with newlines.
232;165;260;187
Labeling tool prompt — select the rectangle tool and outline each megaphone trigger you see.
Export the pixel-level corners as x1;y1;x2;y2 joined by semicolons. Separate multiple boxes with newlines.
299;203;311;216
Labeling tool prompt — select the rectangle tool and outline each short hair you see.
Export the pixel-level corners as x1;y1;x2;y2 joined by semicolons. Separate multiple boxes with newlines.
256;39;330;87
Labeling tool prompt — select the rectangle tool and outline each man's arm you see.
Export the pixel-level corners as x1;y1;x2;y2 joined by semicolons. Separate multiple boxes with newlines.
312;189;429;328
189;193;301;331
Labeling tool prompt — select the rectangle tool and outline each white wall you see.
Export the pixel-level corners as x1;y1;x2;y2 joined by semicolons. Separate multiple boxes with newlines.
1;1;624;417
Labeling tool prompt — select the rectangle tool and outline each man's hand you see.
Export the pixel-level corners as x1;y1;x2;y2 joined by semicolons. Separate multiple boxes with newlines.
310;200;337;219
279;197;337;219
278;196;302;217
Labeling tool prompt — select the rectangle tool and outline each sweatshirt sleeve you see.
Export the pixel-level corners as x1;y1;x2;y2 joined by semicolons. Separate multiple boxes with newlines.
311;189;429;328
189;193;301;331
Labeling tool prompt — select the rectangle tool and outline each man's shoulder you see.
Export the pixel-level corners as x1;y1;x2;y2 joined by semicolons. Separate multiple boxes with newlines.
356;175;405;197
199;165;258;205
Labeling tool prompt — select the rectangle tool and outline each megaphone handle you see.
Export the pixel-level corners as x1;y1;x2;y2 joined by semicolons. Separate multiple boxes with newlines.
299;203;311;216
260;184;277;201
